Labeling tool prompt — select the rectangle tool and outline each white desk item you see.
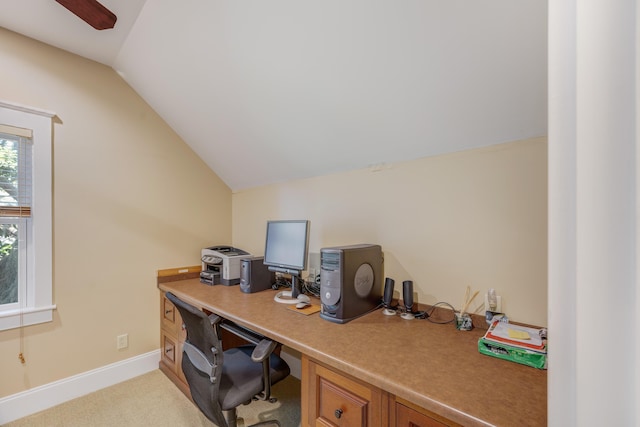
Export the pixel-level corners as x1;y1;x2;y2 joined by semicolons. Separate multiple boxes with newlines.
274;290;311;305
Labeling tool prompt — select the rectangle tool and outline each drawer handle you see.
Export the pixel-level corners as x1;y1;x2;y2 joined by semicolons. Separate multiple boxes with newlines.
334;409;343;419
165;309;173;314
165;348;173;354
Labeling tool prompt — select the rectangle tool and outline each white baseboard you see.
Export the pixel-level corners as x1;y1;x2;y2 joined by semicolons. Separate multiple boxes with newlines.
0;350;161;425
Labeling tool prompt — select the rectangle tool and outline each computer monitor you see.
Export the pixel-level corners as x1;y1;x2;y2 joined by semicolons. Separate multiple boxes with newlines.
263;220;309;300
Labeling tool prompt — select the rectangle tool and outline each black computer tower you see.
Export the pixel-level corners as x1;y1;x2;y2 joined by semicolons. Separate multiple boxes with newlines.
320;244;383;323
240;257;275;293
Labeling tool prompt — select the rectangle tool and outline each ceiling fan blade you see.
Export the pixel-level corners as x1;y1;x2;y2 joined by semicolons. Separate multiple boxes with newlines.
55;0;117;30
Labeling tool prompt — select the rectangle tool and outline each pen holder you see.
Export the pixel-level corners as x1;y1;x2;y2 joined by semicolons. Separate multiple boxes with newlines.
455;312;473;331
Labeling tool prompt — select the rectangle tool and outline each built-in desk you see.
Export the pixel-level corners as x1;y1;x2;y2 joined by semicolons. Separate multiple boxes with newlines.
158;278;546;426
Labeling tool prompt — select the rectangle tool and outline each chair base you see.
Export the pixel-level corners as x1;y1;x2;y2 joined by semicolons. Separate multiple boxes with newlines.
223;408;281;427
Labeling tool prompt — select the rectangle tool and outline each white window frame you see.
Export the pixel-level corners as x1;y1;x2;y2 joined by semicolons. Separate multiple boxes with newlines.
0;100;55;330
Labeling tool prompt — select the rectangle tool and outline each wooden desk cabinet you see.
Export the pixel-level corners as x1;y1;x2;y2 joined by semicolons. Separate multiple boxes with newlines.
159;293;190;397
158;280;547;426
302;356;459;427
161;292;457;427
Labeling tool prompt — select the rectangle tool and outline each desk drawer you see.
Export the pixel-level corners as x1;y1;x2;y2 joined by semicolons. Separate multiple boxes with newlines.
160;331;178;372
395;403;448;427
303;356;387;427
161;294;180;336
318;376;369;426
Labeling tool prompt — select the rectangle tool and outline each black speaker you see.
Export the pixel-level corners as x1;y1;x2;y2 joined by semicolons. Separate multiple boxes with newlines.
383;278;395;306
240;257;275;294
401;280;414;320
382;277;396;315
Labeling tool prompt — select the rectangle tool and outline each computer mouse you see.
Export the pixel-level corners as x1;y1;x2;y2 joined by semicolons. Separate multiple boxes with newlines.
295;302;310;309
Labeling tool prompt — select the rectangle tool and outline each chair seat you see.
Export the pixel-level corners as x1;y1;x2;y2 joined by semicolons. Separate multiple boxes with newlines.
218;346;291;410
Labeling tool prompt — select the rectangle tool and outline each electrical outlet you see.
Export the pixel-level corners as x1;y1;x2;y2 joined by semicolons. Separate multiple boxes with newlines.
117;334;128;350
484;294;502;313
308;252;320;272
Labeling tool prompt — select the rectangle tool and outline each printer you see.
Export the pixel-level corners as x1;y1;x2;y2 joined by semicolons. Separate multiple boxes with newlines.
200;245;251;286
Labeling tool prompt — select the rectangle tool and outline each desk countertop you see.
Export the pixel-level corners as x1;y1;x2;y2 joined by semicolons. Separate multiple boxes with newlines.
158;279;546;427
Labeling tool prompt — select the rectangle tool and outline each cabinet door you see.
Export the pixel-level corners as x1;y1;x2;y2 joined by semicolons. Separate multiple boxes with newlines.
160;331;178;373
394;402;458;427
317;376;369;426
159;294;188;388
161;294;180;335
302;356;387;427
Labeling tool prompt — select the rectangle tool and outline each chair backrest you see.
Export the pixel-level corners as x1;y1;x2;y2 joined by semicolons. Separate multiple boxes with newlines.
165;292;227;426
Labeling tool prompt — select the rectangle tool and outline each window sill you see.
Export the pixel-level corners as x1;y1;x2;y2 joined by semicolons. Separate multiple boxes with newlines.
0;305;57;331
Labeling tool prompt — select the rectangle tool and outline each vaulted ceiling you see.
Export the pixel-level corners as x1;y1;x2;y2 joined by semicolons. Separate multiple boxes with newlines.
0;1;547;191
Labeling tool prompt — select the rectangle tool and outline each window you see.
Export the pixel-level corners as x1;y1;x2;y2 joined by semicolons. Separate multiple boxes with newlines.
0;131;31;310
0;101;55;330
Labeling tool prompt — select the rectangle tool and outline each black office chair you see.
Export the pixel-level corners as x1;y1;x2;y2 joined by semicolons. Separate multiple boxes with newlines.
165;292;291;427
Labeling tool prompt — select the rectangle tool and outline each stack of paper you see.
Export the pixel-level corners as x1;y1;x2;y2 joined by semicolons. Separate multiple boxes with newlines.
483;320;547;353
478;320;547;369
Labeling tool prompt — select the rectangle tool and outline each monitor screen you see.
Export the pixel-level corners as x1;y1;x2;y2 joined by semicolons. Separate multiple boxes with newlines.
263;220;310;274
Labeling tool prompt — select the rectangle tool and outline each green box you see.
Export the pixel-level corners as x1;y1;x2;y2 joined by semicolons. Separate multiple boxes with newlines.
478;338;547;369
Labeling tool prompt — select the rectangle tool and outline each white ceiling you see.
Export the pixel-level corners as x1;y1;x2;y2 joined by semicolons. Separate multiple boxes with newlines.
0;0;547;192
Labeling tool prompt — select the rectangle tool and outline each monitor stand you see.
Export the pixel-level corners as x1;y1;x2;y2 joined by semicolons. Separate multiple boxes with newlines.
274;275;310;304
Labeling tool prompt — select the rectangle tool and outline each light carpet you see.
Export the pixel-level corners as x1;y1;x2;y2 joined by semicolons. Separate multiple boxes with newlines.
4;370;301;427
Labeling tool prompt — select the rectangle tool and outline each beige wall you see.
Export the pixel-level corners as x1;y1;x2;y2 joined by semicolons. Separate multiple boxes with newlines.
232;138;547;327
0;29;232;397
0;25;547;399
